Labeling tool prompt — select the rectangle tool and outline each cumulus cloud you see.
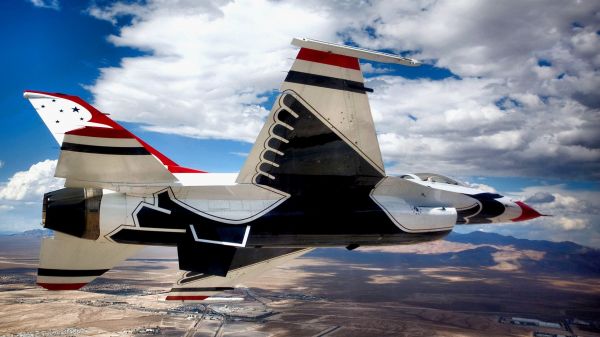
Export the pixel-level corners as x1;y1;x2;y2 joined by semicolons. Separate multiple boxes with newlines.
360;1;600;178
0;160;64;201
360;63;392;75
84;0;600;180
462;182;497;194
87;0;343;142
28;0;60;10
526;192;556;204
555;216;588;231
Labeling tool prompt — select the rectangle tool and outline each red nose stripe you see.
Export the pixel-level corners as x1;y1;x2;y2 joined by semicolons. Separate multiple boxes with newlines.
37;282;87;290
512;201;542;222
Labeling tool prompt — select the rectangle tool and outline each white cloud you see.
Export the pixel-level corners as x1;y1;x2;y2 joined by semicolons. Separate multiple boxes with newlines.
513;185;599;215
360;63;392;75
28;0;60;10
0;205;14;212
0;160;64;201
0;160;64;233
352;1;600;179
462;182;497;194
87;0;342;142
555;217;587;231
85;0;600;180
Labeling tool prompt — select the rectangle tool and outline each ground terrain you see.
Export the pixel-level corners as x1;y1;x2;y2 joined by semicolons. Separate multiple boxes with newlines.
0;230;599;336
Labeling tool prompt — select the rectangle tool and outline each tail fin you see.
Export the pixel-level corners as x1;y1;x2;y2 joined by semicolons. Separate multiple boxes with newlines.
24;91;203;187
237;38;419;185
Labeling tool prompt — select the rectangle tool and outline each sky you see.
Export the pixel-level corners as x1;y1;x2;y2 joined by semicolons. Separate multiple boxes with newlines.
0;0;598;247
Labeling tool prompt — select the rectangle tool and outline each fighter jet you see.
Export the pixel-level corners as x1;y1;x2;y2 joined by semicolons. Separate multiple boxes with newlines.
24;38;541;301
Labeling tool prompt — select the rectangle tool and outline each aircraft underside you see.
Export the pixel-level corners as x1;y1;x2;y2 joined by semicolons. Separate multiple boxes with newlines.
24;37;541;301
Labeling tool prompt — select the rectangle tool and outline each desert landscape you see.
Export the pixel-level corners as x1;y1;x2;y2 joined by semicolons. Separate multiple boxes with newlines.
1;230;599;337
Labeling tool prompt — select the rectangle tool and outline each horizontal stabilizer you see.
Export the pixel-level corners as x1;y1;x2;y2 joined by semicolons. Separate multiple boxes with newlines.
23;90;202;187
37;232;141;290
291;38;421;66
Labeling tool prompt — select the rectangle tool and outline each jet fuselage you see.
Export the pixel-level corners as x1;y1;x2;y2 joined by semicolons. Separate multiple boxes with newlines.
42;172;539;249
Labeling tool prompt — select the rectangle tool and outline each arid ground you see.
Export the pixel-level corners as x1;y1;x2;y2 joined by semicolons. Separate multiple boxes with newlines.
1;231;599;337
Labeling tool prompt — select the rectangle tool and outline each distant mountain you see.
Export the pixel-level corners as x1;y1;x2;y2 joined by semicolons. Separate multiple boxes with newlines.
1;228;598;276
447;231;587;254
310;245;501;268
310;231;600;276
447;232;600;275
5;229;54;238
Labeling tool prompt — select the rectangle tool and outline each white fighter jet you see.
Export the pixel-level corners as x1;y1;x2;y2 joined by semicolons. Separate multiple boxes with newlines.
24;38;541;301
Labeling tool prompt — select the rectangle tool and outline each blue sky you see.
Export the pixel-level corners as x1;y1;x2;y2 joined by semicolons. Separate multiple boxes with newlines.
0;0;598;247
0;0;250;179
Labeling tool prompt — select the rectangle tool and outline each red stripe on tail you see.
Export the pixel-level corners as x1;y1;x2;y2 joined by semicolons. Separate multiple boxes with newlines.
24;90;206;174
67;127;133;139
297;48;360;70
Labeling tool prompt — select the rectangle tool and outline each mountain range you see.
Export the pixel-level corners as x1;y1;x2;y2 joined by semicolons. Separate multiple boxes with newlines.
3;228;599;276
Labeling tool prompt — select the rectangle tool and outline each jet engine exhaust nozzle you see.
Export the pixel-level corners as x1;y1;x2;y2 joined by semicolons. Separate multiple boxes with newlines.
42;188;103;240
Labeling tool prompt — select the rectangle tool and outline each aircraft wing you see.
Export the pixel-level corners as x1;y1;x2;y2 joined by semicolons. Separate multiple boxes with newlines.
166;248;313;302
23;90;202;188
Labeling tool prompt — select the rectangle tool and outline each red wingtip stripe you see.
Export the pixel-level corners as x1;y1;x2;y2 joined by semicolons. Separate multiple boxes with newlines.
25;91;123;128
167;166;206;173
66;126;134;139
24;90;207;174
297;48;360;70
165;295;209;301
37;282;87;290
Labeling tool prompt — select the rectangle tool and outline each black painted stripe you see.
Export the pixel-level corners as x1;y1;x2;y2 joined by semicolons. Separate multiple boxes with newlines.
61;142;150;155
110;228;183;246
170;287;234;292
284;71;373;93
38;268;109;277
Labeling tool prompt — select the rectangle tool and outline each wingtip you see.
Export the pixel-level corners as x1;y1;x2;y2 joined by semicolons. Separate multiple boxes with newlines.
23;90;69;99
23;90;52;99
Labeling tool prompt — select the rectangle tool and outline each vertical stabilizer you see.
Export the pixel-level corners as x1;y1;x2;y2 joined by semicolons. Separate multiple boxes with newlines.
237;38;408;184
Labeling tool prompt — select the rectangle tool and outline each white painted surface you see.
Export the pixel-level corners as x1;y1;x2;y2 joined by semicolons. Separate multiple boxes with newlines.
37;232;141;285
174;173;238;186
24;91;96;145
